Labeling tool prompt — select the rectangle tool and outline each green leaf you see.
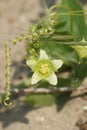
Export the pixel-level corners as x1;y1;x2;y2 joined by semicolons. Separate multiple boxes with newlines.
71;79;82;89
58;77;71;87
24;94;55;107
75;63;87;80
43;42;78;63
71;63;87;88
60;0;87;39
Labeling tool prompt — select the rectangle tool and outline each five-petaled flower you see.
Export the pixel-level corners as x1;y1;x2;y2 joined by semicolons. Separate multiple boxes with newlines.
26;50;63;85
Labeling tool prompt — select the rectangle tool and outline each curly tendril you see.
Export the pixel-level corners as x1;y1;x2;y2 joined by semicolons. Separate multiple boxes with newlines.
4;42;12;106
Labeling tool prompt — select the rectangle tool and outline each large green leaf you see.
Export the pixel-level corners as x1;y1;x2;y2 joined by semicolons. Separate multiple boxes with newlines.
70;63;87;88
24;94;55;107
60;0;87;38
43;42;78;63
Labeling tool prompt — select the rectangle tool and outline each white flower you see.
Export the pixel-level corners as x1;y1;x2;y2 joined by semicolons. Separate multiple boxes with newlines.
26;50;63;85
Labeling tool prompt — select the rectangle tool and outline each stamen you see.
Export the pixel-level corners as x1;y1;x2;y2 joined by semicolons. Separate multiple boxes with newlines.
39;63;50;75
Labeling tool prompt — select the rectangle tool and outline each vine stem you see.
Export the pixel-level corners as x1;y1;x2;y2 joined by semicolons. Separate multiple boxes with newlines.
0;86;87;95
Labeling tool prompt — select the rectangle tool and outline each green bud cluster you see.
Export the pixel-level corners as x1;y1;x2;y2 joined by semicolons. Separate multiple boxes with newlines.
49;12;60;27
27;30;48;56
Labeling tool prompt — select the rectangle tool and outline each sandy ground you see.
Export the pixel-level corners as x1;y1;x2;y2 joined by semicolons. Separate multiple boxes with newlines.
0;0;87;130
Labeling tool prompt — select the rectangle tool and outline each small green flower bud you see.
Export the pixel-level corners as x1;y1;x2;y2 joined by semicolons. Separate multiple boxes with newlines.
17;36;23;42
12;39;17;45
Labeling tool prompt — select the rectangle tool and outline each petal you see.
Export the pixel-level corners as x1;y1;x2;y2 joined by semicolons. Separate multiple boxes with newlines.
31;72;41;85
52;60;63;71
46;72;57;85
39;50;48;60
26;60;36;70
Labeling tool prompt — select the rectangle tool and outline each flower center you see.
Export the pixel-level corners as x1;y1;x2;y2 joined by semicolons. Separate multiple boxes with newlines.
39;63;50;75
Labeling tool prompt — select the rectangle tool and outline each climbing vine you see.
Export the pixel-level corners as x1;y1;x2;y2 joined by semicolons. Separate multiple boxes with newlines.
2;0;87;106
